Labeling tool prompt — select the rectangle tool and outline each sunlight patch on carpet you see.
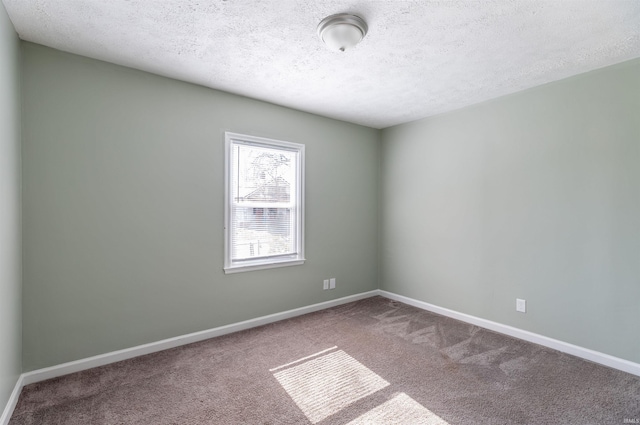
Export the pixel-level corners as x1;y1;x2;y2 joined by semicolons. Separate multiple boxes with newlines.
346;392;450;424
269;346;338;372
272;349;389;423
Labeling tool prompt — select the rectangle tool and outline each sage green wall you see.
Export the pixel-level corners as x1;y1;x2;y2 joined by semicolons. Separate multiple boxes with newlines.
380;58;640;363
0;4;22;411
21;43;379;371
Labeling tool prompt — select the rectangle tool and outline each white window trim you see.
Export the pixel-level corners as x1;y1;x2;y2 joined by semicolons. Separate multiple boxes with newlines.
224;132;305;274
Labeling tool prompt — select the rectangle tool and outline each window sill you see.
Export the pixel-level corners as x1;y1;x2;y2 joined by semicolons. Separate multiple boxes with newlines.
224;258;305;274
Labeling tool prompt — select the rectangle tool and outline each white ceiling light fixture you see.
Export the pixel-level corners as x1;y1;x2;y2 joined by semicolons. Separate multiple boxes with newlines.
317;13;368;52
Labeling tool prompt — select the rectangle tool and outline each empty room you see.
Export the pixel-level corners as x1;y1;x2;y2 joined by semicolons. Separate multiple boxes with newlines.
1;1;639;424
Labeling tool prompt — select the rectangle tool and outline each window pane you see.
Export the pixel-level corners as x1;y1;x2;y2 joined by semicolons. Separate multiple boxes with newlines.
225;132;304;272
232;143;296;206
230;142;298;262
231;206;295;260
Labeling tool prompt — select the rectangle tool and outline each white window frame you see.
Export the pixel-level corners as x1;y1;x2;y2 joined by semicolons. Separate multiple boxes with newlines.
224;132;305;273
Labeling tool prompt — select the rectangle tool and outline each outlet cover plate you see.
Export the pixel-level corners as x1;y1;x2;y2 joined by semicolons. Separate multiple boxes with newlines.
516;298;526;313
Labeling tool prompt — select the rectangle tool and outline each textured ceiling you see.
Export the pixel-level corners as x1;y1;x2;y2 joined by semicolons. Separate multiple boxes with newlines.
3;0;640;128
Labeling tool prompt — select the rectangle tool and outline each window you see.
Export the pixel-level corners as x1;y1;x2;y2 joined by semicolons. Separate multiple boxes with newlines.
224;132;305;273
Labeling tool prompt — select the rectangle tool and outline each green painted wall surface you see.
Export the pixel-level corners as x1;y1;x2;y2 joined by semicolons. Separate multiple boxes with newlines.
0;4;22;410
380;59;640;363
21;43;379;371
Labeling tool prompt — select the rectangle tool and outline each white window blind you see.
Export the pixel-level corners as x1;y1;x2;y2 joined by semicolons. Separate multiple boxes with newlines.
224;132;304;273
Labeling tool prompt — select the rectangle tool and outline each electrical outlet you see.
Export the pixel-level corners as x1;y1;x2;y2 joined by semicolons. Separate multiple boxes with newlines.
329;278;336;289
516;298;526;313
323;279;329;290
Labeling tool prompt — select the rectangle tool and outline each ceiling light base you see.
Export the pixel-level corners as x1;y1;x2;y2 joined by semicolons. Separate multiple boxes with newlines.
317;13;368;52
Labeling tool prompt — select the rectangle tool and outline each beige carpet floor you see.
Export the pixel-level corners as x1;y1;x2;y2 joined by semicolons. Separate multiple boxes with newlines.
10;296;640;424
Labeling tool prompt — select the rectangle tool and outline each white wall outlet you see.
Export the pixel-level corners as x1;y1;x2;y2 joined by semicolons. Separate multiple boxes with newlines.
329;278;336;289
516;298;526;313
323;279;329;290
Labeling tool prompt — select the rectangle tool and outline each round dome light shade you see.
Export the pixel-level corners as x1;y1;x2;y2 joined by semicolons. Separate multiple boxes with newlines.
317;14;368;51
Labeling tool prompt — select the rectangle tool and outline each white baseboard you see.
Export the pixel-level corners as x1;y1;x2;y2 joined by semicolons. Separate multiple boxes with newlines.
4;288;638;423
378;290;640;377
0;291;378;423
0;375;24;425
21;290;379;386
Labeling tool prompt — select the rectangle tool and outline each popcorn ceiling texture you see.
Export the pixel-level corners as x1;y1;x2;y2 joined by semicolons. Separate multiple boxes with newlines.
3;0;640;128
